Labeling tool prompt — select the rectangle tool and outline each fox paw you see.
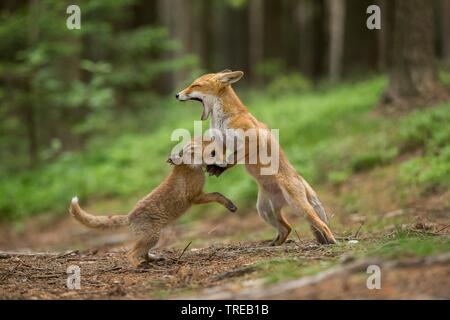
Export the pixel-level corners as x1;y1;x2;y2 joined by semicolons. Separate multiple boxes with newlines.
206;165;226;177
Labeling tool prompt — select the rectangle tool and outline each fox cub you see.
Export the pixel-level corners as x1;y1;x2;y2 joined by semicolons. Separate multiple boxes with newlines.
69;138;237;267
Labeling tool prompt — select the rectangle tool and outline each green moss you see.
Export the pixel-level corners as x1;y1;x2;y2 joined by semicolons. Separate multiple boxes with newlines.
367;230;450;258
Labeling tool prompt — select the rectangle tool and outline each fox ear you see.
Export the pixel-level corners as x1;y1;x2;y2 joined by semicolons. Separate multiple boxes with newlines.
217;71;244;85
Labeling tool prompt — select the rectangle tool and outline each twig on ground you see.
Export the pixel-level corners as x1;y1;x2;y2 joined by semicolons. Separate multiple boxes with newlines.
294;229;302;246
354;221;365;239
172;241;193;274
0;260;23;282
177;241;192;262
435;224;450;234
0;251;62;258
210;266;257;281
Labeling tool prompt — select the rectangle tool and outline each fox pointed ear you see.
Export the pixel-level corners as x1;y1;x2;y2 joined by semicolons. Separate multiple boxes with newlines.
217;71;244;85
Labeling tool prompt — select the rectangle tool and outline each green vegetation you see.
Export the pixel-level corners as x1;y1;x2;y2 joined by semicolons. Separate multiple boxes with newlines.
253;229;450;285
253;257;334;284
0;0;196;171
397;106;450;193
366;229;450;258
1;76;449;221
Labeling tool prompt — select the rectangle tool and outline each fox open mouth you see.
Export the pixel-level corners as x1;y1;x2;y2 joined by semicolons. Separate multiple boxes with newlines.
189;97;210;121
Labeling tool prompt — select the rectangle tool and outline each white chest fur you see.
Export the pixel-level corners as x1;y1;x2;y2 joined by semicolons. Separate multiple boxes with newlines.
209;99;228;132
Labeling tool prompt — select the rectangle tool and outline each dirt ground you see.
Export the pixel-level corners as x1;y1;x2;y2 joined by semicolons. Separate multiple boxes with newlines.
0;240;320;299
1;237;449;300
1;165;449;300
1;210;448;299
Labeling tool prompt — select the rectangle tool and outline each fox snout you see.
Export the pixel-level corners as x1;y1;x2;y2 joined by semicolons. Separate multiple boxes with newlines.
175;91;192;101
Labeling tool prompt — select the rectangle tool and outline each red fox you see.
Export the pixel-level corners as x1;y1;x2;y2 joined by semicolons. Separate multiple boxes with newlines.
69;138;237;267
176;70;336;245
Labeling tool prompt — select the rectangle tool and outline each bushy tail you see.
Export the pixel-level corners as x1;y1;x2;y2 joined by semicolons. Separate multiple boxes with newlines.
69;197;129;229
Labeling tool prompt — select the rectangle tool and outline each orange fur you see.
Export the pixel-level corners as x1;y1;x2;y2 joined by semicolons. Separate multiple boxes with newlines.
177;71;336;245
69;139;237;267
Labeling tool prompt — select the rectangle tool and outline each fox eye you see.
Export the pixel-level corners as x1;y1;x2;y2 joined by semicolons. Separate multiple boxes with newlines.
191;84;200;88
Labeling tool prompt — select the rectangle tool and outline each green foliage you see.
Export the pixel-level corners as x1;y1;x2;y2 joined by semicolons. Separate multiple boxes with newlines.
368;230;450;258
351;147;398;172
0;77;385;221
0;0;195;173
266;73;312;97
254;58;286;78
399;147;450;193
397;104;450;153
308;97;449;193
1;76;448;222
397;104;450;193
226;0;249;9
0;99;197;220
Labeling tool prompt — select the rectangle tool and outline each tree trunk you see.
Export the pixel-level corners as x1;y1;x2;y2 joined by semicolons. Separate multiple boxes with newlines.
172;0;192;86
327;0;346;82
248;0;264;85
442;0;450;67
157;0;193;91
25;0;40;167
312;0;327;81
376;0;395;71
295;0;315;78
381;0;447;110
157;0;173;93
264;0;284;61
192;0;213;71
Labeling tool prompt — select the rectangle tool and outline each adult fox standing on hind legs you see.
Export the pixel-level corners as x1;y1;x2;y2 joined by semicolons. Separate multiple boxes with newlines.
176;70;337;245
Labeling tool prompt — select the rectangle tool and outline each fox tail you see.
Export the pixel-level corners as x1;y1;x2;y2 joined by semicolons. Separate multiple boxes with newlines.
69;197;129;229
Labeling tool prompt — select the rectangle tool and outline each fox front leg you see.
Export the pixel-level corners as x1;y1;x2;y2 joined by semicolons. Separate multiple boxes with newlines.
206;150;236;176
193;192;237;212
206;148;241;176
206;164;231;176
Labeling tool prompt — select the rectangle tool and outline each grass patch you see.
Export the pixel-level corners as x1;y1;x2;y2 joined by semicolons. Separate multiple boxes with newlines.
397;104;450;193
253;257;334;285
367;230;450;258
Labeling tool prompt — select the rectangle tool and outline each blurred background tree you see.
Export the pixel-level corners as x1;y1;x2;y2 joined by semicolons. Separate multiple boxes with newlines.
0;0;448;220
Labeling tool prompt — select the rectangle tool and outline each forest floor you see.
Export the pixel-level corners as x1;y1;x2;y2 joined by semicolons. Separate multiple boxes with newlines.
1;162;449;299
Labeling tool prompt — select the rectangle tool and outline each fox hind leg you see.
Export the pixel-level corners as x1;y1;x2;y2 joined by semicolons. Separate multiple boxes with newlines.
280;183;336;245
257;191;291;246
127;231;160;267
